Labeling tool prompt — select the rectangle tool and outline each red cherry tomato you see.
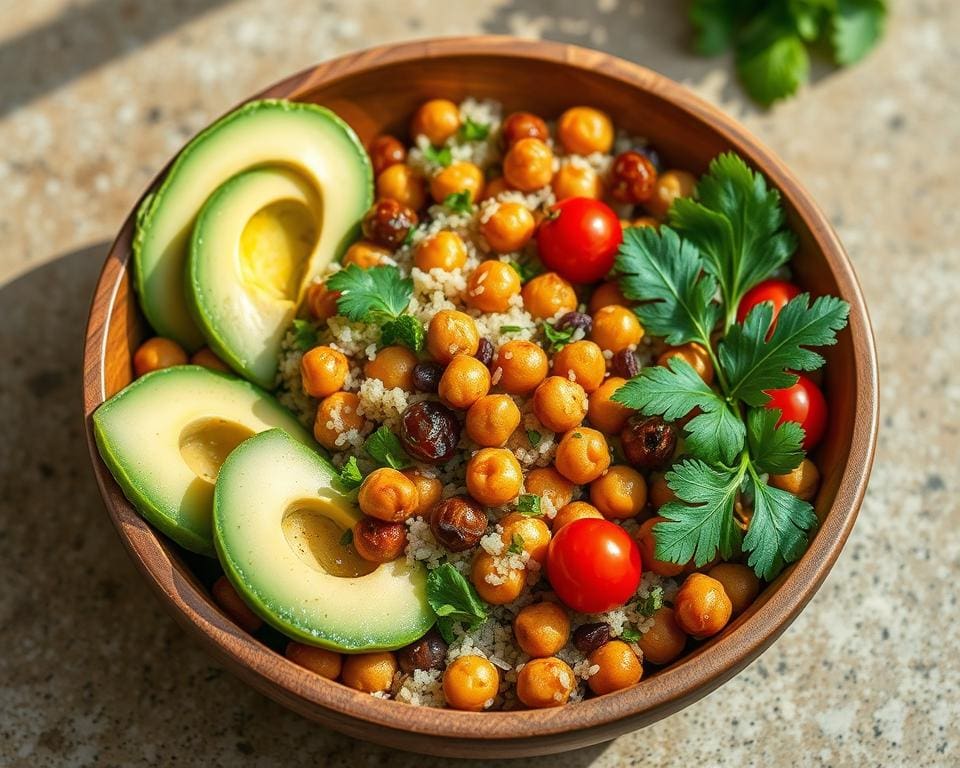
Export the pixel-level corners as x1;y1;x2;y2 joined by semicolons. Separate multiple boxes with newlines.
737;279;801;325
546;518;641;613
536;197;623;284
765;373;828;450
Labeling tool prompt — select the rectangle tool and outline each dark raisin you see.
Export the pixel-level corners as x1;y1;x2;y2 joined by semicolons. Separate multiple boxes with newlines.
621;415;677;469
611;349;640;379
556;311;592;335
573;622;611;655
361;199;418;249
610;151;658;204
400;401;461;463
368;134;406;177
429;496;487;552
412;362;444;393
475;338;494;367
397;628;448;673
501;112;549;149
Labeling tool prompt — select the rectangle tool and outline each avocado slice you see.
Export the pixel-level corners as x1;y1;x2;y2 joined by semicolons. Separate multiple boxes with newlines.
214;429;434;652
134;100;373;351
92;365;314;556
187;167;322;387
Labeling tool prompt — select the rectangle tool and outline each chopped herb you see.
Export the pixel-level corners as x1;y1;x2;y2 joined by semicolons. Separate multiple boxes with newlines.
543;322;575;350
571;432;583;440
526;429;542;447
291;319;318;351
443;190;474;215
506;259;540;283
620;626;642;642
426;563;488;643
364;426;411;470
338;528;354;546
638;586;664;617
500;325;523;333
507;533;525;555
423;144;453;167
403;225;418;247
332;456;363;493
458;116;490;142
381;314;425;353
517;494;542;517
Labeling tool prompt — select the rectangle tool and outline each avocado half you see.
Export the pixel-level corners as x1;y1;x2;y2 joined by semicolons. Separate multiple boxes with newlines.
133;99;373;352
213;429;434;652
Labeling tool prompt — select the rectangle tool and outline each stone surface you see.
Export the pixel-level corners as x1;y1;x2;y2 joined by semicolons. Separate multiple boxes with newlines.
0;1;957;766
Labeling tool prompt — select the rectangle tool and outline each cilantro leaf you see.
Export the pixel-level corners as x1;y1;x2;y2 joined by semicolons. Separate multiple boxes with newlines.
832;0;886;65
291;318;318;351
614;225;720;347
426;563;488;642
507;259;540;284
720;293;850;406
743;471;817;580
736;19;810;106
747;407;805;475
443;190;474;215
326;264;412;323
507;533;525;555
332;456;363;493
423;145;453;167
688;0;763;55
543;322;574;350
526;429;542;448
517;494;542;517
637;585;664;617
620;626;642;642
364;426;411;469
458;117;490;142
381;314;425;353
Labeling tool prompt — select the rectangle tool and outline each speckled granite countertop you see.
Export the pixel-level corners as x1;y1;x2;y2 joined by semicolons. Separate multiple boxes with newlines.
1;1;957;765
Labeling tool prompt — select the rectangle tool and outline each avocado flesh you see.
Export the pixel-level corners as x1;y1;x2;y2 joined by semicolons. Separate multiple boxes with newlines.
92;365;314;556
214;429;434;652
188;168;322;388
134;99;373;351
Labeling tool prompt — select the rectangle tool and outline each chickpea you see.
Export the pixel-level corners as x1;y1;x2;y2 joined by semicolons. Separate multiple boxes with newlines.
513;602;570;658
480;175;511;201
554;427;611;484
551;340;606;393
341;651;397;693
630;216;660;229
133;337;187;377
300;345;349;398
587;376;632;434
211;576;262;633
658;342;714;384
353;516;407;563
591;305;644;353
708;563;760;616
376;163;426;211
521;272;578;320
466;448;523;506
552;500;603;531
430;161;485;204
368;134;406;176
414;230;467;272
588;281;631;314
472;551;525;605
285;641;343;679
646;169;697;219
552;162;602;201
443;655;499;711
769;458;820;501
305;281;340;322
501;111;549;148
313;391;366;450
361;199;417;249
648;472;676;509
492;340;548;395
532;376;588;433
402;468;443;517
636;607;687;665
590;465;647;520
427;309;480;364
364;345;417;391
609;151;657;204
465;394;521;447
342;240;389;269
517;657;576;708
357;467;420;522
431;496;487;552
481;202;536;253
587;640;642;695
557;106;614;155
466;260;522;313
524;466;576;511
674;573;733;639
439;354;491;410
635;516;685;577
411;98;461;146
503;137;554;191
190;347;230;372
499;512;552;566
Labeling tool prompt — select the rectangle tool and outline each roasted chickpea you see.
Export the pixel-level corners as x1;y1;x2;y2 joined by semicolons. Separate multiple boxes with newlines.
300;345;349;398
769;458;820;501
443;655;499;711
430;496;488;552
361;199;418;249
465;394;522;447
521;272;578;320
481;202;536;253
368;134;406;176
551;340;606;393
648;472;676;509
376;163;427;211
609;151;658;204
552;500;604;531
364;345;417;391
646;169;697;219
306;281;340;321
499;512;552;566
466;448;523;506
353;516;407;563
503;137;554;191
430;161;485;204
402;468;443;517
524;466;576;512
629;216;660;229
341;651;397;693
635;516;685;577
427;309;480;364
414;230;468;272
517;657;575;708
591;304;644;353
587;640;642;695
708;563;760;616
513;602;570;658
557;106;614;155
342;240;390;269
190;347;230;372
313;391;366;450
472;551;525;604
587;376;632;435
480;175;511;201
588;281;632;314
674;573;733;639
401;401;462;464
590;465;647;520
411;98;461;146
133;337;187;377
501;111;549;148
397;629;448;673
492;340;548;395
636;607;686;665
439;354;491;410
466;260;522;313
658;342;714;384
358;467;420;522
532;376;588;433
554;427;611;484
211;576;262;633
285;641;343;679
552;162;602;200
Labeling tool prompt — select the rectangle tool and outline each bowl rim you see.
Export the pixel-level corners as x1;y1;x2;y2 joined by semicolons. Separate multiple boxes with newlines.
82;35;879;745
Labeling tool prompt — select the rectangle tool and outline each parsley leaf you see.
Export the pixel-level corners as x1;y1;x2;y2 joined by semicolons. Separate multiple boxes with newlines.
620;626;642;642
543;322;574;350
736;11;810;106
423;145;453;167
507;259;541;284
426;563;488;643
688;0;763;55
364;426;411;469
518;494;543;517
291;319;318;351
832;0;886;66
326;264;412;323
507;533;525;555
637;586;664;617
332;456;363;493
458;117;490;142
381;314;425;353
526;429;542;448
747;407;805;475
443;190;474;215
743;469;817;580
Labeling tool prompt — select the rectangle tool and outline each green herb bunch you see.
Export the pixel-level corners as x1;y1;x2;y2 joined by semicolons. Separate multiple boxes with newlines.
612;153;849;580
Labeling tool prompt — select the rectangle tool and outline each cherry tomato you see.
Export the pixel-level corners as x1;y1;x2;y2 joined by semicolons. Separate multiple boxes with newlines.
737;279;801;326
765;373;827;450
546;518;641;613
536;197;623;284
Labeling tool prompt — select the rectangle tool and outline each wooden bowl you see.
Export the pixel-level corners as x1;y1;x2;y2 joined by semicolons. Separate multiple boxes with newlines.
82;37;879;757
